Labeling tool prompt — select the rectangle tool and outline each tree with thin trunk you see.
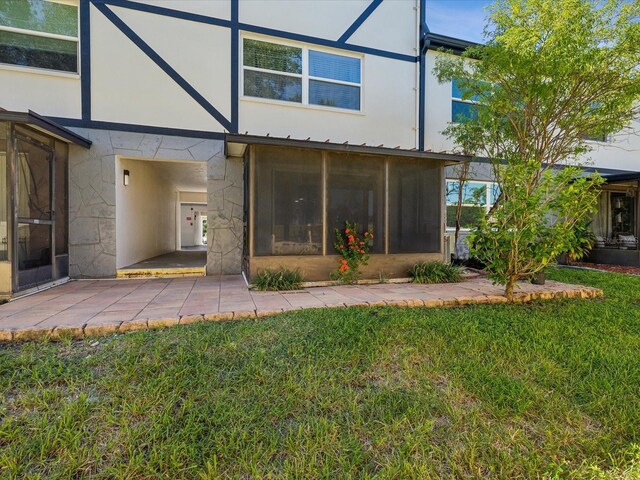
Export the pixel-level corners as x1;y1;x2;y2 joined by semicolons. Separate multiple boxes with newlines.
433;0;640;300
447;161;482;260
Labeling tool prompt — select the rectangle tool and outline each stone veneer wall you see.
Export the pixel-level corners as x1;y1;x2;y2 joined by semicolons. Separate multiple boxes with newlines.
67;128;243;278
207;155;244;275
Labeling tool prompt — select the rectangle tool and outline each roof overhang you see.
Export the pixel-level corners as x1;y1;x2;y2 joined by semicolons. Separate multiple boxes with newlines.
225;133;470;165
424;33;479;55
0;110;92;148
600;171;640;184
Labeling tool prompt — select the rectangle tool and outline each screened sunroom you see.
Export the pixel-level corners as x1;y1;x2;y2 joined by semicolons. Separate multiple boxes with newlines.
0;111;90;299
587;172;640;267
227;134;465;281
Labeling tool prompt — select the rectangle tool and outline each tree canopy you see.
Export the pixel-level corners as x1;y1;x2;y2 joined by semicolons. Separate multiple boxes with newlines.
433;0;640;298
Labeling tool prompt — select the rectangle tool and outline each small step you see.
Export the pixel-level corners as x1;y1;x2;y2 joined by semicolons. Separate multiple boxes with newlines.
116;266;206;279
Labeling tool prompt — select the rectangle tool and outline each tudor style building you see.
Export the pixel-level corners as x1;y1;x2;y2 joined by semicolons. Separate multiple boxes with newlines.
0;0;638;299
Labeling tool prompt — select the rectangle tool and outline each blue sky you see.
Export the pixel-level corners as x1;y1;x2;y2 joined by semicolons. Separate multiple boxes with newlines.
425;0;493;43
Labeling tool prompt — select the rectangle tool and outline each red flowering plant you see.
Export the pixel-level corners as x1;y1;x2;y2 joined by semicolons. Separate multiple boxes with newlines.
331;221;374;284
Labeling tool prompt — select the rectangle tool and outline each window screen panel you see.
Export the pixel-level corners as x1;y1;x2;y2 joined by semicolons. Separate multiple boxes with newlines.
327;154;383;254
389;159;441;253
15;125;54;147
309;79;360;110
55;141;68;256
309;50;360;83
0;1;78;36
243;39;302;74
254;147;323;256
244;69;302;102
16;137;51;221
0;30;77;72
0;122;6;261
16;222;52;289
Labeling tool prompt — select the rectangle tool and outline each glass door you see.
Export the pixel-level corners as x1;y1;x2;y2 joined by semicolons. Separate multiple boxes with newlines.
14;133;55;290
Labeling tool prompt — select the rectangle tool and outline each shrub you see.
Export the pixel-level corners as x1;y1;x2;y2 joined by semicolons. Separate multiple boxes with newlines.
565;220;596;263
331;221;374;284
409;261;463;284
253;268;304;291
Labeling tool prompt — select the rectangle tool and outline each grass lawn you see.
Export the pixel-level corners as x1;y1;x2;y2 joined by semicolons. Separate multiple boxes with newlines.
1;268;640;479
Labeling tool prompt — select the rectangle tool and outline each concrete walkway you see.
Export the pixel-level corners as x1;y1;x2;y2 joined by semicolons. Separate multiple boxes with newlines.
0;275;602;342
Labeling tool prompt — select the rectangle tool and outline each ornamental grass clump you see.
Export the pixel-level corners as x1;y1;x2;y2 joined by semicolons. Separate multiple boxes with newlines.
409;261;463;284
253;267;304;291
331;221;374;284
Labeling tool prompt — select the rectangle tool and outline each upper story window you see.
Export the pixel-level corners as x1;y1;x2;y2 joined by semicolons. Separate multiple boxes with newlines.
308;50;361;110
0;0;79;74
451;77;479;123
243;39;303;103
242;38;362;112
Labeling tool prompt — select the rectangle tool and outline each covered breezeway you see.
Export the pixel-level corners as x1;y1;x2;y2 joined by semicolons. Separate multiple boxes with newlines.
115;157;207;278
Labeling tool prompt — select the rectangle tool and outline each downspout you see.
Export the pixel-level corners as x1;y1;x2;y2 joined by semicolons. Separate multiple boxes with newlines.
418;0;429;151
414;0;420;149
230;0;239;133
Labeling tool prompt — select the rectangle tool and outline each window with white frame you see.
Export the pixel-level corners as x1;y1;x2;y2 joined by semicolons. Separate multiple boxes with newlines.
451;77;479;123
445;179;499;229
0;0;79;73
242;38;362;111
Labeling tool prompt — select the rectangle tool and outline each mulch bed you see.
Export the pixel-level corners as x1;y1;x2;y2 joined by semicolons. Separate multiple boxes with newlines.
568;262;640;276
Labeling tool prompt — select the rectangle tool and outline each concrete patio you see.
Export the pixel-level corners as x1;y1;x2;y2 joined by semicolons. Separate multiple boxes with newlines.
0;275;602;342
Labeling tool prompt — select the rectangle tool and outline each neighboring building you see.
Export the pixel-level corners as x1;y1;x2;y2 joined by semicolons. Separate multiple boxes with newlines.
1;1;637;299
423;35;640;263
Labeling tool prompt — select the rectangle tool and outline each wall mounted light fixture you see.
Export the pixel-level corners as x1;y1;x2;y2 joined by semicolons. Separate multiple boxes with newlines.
123;169;130;186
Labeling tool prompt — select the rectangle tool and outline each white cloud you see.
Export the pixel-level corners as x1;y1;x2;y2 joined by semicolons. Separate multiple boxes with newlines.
425;0;491;43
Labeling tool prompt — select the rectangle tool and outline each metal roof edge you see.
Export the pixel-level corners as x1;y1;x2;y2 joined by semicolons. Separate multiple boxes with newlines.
0;110;92;148
225;133;471;163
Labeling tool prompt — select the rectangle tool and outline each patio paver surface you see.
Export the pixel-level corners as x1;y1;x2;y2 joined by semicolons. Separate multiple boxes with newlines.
0;275;601;342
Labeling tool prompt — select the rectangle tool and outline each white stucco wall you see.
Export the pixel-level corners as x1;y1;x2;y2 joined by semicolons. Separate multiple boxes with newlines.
347;0;418;57
90;3;230;133
424;51;457;154
180;192;207;203
587;117;640;172
115;158;177;268
425;50;640;173
0;68;81;118
180;203;206;248
239;1;371;42
133;0;231;19
2;0;421;149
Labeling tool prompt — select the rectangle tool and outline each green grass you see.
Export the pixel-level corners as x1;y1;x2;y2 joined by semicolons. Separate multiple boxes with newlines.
1;268;640;478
